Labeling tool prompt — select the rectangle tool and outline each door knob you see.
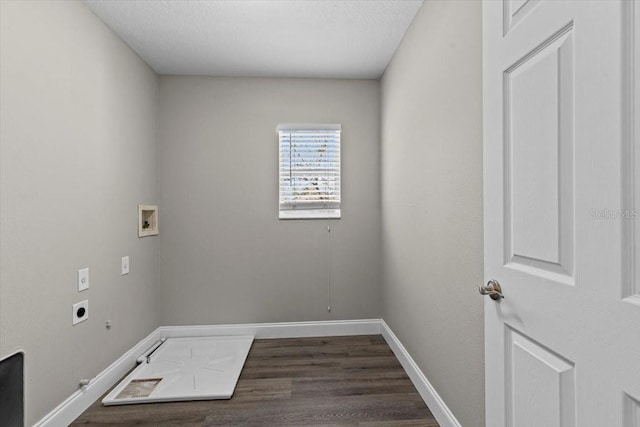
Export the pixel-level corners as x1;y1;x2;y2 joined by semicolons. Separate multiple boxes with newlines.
479;280;504;301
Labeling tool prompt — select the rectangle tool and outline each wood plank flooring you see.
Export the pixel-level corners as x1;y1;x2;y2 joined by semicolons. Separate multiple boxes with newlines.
71;335;438;426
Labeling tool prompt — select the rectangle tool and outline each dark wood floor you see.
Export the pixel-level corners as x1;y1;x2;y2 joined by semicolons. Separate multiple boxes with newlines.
72;335;438;426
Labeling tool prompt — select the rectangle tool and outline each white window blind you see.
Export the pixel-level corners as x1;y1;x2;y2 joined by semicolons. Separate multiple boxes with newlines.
278;124;341;219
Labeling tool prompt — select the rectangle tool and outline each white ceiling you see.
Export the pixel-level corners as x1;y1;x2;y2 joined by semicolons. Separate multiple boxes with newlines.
83;0;423;79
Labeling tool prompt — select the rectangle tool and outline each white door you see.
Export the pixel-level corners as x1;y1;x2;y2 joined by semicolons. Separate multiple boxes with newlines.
483;1;640;426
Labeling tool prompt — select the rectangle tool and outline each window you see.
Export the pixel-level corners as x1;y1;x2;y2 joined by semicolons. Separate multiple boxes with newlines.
278;124;341;219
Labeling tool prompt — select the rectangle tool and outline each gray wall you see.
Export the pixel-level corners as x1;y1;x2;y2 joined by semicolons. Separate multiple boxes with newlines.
158;77;382;325
0;1;485;424
380;2;484;426
0;1;159;424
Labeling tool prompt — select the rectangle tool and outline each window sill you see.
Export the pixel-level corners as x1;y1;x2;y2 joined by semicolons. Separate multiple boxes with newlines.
279;209;341;220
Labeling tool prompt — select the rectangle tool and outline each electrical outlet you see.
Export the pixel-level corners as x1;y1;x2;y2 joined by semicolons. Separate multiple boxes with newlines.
72;300;89;325
77;268;89;292
121;256;130;275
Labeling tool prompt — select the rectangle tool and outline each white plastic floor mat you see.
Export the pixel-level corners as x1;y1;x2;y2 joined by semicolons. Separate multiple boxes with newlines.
102;336;254;406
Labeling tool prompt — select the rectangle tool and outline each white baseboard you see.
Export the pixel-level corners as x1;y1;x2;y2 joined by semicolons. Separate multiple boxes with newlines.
158;318;381;340
36;318;461;427
34;328;162;427
34;319;381;427
380;320;462;427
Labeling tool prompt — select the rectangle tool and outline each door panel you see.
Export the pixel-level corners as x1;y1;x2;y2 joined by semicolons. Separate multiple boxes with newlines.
483;1;640;426
635;0;640;302
504;25;574;281
506;327;575;427
624;394;640;427
626;0;640;302
503;0;541;36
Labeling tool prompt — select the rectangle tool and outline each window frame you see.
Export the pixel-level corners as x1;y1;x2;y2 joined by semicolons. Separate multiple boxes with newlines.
277;123;341;220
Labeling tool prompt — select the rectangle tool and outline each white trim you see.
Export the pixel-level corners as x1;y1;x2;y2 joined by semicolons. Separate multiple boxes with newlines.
34;328;162;427
34;319;379;427
276;123;341;131
35;319;461;427
157;319;380;340
279;209;341;220
380;320;462;427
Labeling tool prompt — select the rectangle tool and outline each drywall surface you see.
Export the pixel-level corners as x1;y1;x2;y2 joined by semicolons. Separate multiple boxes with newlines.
158;77;381;325
381;1;484;426
0;1;159;424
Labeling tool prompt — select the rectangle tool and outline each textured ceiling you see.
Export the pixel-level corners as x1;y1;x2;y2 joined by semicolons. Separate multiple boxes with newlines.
83;0;423;79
